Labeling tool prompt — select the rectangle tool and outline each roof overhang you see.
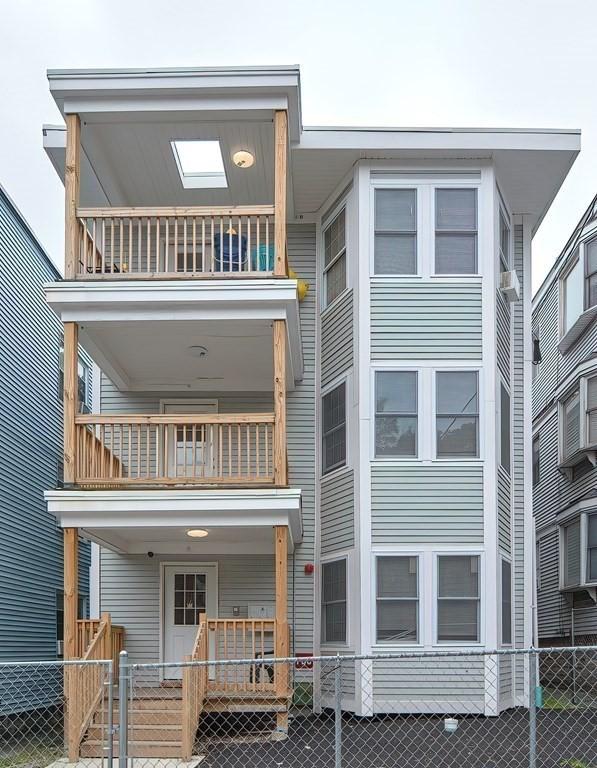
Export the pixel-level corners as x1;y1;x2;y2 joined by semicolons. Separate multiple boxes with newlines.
45;488;303;554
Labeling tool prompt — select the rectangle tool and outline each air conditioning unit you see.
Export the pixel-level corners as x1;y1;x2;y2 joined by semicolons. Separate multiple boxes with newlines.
500;269;520;302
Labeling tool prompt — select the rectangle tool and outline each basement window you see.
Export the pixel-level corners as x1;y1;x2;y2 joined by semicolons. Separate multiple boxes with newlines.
171;140;228;189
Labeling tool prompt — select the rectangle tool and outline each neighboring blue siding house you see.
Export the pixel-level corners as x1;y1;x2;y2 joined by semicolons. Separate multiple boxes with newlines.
0;184;91;711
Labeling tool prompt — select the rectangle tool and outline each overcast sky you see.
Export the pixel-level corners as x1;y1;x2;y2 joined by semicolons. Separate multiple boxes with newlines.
1;0;595;291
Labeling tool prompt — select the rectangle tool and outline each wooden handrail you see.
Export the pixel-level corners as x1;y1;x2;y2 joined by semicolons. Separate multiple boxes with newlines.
206;618;277;694
77;205;274;218
75;413;275;426
182;614;208;761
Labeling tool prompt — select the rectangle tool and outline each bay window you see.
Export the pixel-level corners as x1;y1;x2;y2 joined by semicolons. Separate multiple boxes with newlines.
585;238;597;310
560;237;597;339
561;390;581;461
559;511;597;590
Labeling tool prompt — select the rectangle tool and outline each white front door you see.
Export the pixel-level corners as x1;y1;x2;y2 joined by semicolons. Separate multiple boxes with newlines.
163;564;217;679
161;400;218;478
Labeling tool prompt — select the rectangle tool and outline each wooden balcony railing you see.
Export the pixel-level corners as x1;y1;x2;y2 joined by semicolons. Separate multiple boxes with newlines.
75;205;284;278
73;413;277;486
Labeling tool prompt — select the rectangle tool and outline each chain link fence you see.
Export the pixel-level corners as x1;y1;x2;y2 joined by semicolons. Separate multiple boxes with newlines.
1;648;597;767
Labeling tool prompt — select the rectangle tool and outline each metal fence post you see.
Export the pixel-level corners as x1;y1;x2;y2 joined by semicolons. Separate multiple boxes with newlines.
106;660;114;766
334;655;342;768
529;650;537;768
118;650;128;768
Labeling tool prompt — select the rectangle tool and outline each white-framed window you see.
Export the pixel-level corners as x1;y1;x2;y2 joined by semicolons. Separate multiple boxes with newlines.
561;389;581;462
374;370;418;457
322;382;346;475
585;237;597;310
437;554;480;643
561;518;581;588
499;382;511;474
532;433;540;487
321;558;347;644
434;188;478;274
558;511;597;590
499;208;511;272
500;558;512;645
557;373;597;468
374;188;417;275
375;556;419;644
436;371;479;458
559;235;597;337
562;250;583;334
323;207;346;308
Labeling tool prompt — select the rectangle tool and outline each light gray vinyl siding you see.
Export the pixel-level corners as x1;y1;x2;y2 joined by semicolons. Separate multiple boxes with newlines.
99;223;316;657
537;530;567;639
498;655;513;708
532;282;559;419
100;552;276;664
372;657;485;713
321;289;353;388
320;468;354;556
319;655;356;710
497;467;511;556
371;464;483;544
0;189;90;710
370;281;482;359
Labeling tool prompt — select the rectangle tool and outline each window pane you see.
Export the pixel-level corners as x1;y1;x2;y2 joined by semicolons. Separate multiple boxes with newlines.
500;211;510;269
586;239;597;277
564;255;583;332
326;253;346;305
436;372;478;415
324;425;346;472
437;416;478;457
532;435;540;487
322;560;346;602
377;557;417;598
324;602;346;643
438;556;479;598
563;391;580;459
436;189;477;231
324;209;345;267
589;548;597;583
438;600;479;642
587;274;597;312
500;385;511;473
374;234;416;274
588;514;597;548
323;385;346;473
376;371;417;413
435;233;477;274
375;189;416;231
501;560;512;645
376;415;417;457
376;600;418;642
323;384;346;433
564;520;581;587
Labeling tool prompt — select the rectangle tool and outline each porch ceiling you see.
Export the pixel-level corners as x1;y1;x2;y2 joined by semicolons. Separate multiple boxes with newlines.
45;488;302;554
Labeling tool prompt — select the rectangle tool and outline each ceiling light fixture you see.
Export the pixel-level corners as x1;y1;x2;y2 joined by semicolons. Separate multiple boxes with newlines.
187;529;209;538
232;150;255;169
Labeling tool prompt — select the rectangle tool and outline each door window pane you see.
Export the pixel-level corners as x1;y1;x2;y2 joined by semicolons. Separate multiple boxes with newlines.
322;560;347;643
374;189;417;274
437;555;480;642
435;189;478;274
375;371;417;457
376;556;418;643
174;572;206;625
322;384;346;474
436;371;479;457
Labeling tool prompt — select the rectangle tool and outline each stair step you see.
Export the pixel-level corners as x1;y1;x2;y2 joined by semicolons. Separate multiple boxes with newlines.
95;709;182;726
203;696;288;713
87;724;182;742
110;698;183;711
81;740;186;759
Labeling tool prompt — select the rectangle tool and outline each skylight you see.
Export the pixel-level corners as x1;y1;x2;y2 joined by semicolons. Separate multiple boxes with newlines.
171;140;228;189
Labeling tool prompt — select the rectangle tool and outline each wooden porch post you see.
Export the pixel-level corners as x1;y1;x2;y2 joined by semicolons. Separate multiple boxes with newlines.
64;527;79;761
64;113;80;279
63;322;79;485
273;320;287;486
275;525;289;730
273;110;288;277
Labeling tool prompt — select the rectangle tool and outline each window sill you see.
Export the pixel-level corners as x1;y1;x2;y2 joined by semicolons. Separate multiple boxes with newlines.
559;584;597;602
558;448;597;479
559;305;597;354
321;464;350;482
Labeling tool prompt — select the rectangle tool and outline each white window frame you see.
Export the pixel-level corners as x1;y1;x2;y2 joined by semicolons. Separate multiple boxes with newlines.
434;368;481;461
321;376;348;477
433;552;483;646
499;379;511;475
369;175;482;280
558;510;597;591
374;554;421;646
499;556;513;647
320;555;349;647
321;202;348;311
558;226;597;340
532;433;540;488
556;379;597;468
373;369;420;460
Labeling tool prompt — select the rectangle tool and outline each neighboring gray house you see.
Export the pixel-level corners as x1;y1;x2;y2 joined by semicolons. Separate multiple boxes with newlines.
41;64;579;758
0;183;91;712
533;193;597;645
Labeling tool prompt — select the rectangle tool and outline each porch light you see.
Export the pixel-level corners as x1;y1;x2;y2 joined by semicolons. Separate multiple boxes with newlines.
232;150;255;168
187;529;209;538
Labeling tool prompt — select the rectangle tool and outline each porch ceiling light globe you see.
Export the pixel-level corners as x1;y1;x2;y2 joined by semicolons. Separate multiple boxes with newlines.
232;150;255;168
187;529;209;538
